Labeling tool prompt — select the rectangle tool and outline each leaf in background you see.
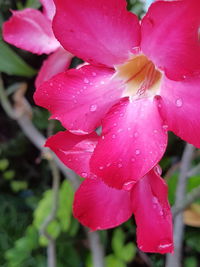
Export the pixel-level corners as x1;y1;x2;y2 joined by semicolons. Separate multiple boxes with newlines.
25;0;41;9
10;181;28;192
187;176;200;193
58;180;74;232
167;173;178;205
0;158;9;171
0;38;36;77
184;204;200;227
34;190;52;228
105;255;126;267
184;257;198;267
39;220;61;246
112;228;136;263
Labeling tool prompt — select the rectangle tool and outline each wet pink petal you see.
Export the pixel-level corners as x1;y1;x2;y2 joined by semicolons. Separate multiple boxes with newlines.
2;9;59;54
157;75;200;148
141;0;200;80
53;0;140;67
34;65;125;134
40;0;55;20
35;47;73;88
131;168;173;254
73;177;132;230
45;131;98;177
90;97;167;189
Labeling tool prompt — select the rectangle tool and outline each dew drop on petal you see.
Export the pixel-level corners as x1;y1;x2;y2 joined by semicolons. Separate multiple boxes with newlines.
162;124;168;130
135;149;140;155
118;163;123;168
131;157;135;162
175;98;183;107
81;172;88;178
122;181;135;191
134;131;139;137
84;78;89;83
157;240;173;252
90;104;97;112
117;128;123;133
154;165;162;176
99;166;104;170
112;134;116;139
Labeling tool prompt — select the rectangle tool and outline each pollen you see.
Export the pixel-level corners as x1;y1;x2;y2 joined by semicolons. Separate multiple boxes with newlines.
115;54;162;98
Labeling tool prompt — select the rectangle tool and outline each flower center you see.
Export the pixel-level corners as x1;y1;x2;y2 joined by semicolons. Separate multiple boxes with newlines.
115;54;162;99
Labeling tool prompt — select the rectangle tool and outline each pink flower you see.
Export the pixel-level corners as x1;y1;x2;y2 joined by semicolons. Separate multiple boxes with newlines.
45;130;173;254
34;0;200;189
2;0;73;87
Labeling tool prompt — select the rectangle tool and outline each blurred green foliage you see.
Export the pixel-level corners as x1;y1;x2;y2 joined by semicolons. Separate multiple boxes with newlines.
0;0;200;266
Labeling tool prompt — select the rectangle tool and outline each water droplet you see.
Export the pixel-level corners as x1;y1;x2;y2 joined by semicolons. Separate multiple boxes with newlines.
100;81;105;85
158;240;173;251
154;165;162;176
112;134;116;139
106;163;111;167
99;166;104;170
162;124;168;130
153;129;158;134
118;163;123;168
135;149;140;155
90;104;97;112
113;123;117;127
134;131;139;137
175;98;183;107
81;172;88;178
123;181;135;191
117;128;123;133
84;78;89;83
102;135;105;140
131;157;135;162
127;127;131;131
92;72;97;76
50;82;53;86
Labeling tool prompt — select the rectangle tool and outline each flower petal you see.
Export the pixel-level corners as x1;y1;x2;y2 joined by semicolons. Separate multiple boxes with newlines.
53;0;140;66
2;9;59;54
90;97;167;189
34;65;124;134
158;75;200;148
40;0;55;20
131;168;173;254
141;0;200;80
35;47;73;88
45;131;98;177
73;177;132;230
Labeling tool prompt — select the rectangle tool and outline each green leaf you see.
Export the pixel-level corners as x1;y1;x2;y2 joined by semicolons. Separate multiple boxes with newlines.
187;176;200;192
167;173;178;205
118;243;136;263
112;228;136;263
25;0;41;9
0;38;36;77
57;180;74;232
112;228;125;256
105;255;126;267
184;257;198;267
39;220;61;246
10;181;28;192
0;158;9;171
3;170;15;180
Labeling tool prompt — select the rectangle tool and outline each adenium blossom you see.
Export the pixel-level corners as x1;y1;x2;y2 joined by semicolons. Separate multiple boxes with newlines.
45;130;173;254
3;0;73;87
34;0;200;190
